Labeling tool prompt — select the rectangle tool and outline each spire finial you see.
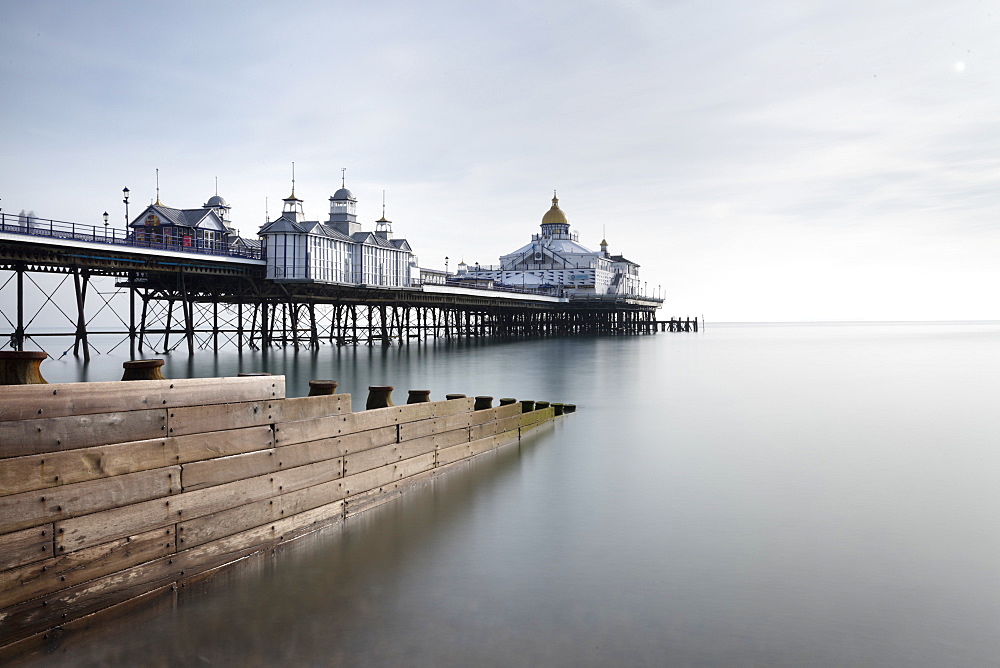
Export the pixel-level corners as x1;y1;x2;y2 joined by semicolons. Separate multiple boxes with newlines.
155;168;161;206
291;162;296;197
552;189;558;205
341;167;346;188
215;176;218;196
265;196;269;223
382;189;386;218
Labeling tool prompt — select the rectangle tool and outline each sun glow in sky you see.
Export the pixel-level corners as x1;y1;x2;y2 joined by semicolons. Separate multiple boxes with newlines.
1;0;998;321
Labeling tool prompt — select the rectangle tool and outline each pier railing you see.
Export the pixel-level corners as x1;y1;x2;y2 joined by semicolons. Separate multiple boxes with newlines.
0;212;262;260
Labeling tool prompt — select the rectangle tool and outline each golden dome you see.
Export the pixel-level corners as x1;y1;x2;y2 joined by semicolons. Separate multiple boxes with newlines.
541;192;568;227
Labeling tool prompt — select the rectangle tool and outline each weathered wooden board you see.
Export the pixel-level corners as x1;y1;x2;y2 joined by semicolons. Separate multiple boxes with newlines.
343;466;439;519
279;480;346;517
0;409;168;459
0;525;53;571
339;460;399;498
172;425;275;463
342;442;402;476
180;450;278;491
271;394;350;422
177;497;280;549
273;399;474;446
340;430;457;475
436;441;474;467
0;426;274;498
0;467;180;535
270;457;343;494
167;401;276;437
398;412;474;442
0;376;285;422
469;414;522;441
469;429;520;457
520;407;555;429
469;420;499;441
438;428;522;467
55;474;275;553
275;425;395;468
0;526;175;609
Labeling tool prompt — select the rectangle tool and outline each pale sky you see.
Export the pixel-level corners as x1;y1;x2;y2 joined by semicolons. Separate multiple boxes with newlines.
2;0;998;321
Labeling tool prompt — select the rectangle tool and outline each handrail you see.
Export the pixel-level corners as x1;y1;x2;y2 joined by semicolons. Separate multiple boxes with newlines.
0;212;263;261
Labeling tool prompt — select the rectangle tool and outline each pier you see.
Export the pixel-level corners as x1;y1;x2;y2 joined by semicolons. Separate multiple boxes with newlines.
0;212;686;358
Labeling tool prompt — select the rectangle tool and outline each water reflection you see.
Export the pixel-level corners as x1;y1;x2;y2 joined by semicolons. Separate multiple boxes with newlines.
13;324;1000;666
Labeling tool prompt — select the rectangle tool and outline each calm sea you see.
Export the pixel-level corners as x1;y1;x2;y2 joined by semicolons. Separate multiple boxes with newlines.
19;322;1000;666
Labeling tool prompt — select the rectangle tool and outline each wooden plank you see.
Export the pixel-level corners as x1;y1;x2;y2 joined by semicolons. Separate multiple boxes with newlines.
271;457;343;495
469;414;524;441
0;409;168;459
0;467;180;535
279;480;345;517
0;376;285;422
276;426;395;467
468;404;519;427
271;394;350;422
180;450;278;491
55;474;276;553
340;428;450;475
398;412;474;442
0;426;274;498
172;425;275;463
521;407;555;431
0;526;175;609
0;525;53;571
167;401;276;437
274;399;474;446
177;497;280;549
438;428;521;467
342;442;401;476
469;420;499;441
436;441;474;467
469;429;520;457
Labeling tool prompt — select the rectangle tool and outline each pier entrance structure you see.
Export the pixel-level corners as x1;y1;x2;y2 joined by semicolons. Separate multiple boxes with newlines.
0;211;664;358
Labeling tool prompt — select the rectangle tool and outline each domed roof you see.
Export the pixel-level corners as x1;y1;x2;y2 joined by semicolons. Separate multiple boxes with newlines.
205;195;228;207
541;193;568;227
332;187;356;201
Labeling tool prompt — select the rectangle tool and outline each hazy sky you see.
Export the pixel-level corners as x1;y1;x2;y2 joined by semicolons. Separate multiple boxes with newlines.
2;0;997;321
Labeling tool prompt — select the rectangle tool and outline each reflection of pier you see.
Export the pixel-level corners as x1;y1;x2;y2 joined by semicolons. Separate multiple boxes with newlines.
1;213;679;359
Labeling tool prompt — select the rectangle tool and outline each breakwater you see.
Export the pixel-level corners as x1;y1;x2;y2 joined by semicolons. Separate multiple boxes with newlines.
0;375;567;655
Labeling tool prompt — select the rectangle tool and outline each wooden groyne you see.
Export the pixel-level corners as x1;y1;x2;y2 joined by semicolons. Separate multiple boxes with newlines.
0;375;569;655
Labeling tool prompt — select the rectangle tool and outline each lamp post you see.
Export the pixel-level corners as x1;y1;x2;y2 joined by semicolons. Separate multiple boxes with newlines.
122;187;130;230
103;211;109;241
445;256;449;278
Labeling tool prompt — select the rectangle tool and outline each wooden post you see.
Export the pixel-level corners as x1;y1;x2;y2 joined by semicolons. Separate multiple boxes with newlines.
406;389;431;404
0;350;48;384
122;359;166;381
366;385;394;409
308;380;339;396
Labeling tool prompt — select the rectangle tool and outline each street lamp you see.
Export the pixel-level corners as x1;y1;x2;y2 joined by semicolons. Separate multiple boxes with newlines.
122;187;130;228
445;256;449;277
103;211;109;240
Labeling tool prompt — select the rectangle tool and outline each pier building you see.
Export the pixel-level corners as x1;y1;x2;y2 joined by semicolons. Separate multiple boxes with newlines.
257;183;413;287
463;193;642;296
130;193;238;254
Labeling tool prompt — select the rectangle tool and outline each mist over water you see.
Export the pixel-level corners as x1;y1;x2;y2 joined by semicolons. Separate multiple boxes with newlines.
22;323;1000;666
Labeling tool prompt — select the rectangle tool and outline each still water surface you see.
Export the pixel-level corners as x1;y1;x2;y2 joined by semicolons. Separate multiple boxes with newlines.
22;323;1000;666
